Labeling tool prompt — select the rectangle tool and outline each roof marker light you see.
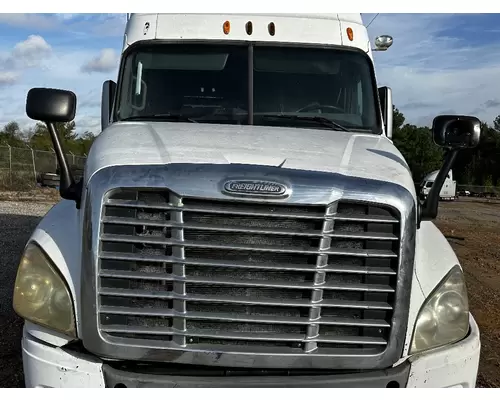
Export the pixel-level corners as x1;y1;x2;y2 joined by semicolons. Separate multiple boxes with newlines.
268;22;275;36
223;21;230;35
346;27;354;41
246;21;253;35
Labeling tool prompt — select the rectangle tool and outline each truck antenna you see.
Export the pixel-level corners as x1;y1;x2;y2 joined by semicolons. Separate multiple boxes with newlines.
366;13;379;28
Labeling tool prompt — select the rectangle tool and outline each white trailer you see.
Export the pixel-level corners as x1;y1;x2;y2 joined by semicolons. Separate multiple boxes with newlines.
13;13;481;388
420;169;457;201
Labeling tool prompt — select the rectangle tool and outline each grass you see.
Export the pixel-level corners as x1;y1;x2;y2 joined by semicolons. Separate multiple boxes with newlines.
0;171;37;191
0;171;60;202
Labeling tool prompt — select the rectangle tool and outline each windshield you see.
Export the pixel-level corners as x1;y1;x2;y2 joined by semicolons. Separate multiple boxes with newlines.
115;43;381;133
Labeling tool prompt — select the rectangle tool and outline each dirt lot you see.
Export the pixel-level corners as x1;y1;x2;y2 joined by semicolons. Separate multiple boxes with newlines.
434;198;500;388
0;192;498;387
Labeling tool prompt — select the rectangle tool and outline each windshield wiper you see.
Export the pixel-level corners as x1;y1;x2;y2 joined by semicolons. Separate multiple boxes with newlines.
261;115;351;132
121;113;198;123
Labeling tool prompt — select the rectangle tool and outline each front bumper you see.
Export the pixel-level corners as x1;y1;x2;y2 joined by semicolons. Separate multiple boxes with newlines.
22;315;480;388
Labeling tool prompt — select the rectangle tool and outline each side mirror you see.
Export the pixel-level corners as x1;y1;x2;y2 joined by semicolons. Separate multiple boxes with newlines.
432;115;481;149
26;88;76;122
420;114;482;225
101;80;117;132
378;86;393;139
25;87;81;207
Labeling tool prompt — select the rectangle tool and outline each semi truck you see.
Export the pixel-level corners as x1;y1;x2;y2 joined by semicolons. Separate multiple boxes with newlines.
420;169;457;201
13;13;482;387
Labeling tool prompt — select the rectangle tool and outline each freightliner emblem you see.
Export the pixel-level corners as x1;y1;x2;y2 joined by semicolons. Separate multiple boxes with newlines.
222;179;289;197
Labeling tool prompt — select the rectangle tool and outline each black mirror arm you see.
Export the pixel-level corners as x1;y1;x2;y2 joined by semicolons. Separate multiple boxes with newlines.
46;122;82;208
419;148;459;225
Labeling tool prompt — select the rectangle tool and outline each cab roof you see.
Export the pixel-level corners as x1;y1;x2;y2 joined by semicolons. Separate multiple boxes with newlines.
123;13;369;54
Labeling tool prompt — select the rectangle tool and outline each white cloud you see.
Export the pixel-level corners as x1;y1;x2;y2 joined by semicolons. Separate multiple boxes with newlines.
0;35;52;93
0;38;116;134
0;13;56;30
77;116;101;133
0;13;126;37
81;48;119;73
55;13;78;20
0;71;20;86
10;35;52;68
365;13;500;126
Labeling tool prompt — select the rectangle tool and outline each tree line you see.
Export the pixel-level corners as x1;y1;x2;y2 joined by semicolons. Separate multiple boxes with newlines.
392;109;500;187
1;107;499;186
0;121;95;156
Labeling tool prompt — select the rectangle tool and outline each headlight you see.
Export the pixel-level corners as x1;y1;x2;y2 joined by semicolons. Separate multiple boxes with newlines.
410;265;469;354
13;242;76;337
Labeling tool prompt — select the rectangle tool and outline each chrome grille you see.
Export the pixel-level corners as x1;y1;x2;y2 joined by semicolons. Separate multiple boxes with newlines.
98;189;400;355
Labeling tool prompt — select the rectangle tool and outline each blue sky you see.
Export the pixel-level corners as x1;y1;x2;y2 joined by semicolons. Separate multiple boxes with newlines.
1;13;500;134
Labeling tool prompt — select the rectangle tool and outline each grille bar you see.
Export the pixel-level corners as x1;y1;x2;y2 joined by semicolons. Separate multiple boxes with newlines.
100;251;396;275
334;215;397;223
99;287;394;310
106;198;327;220
168;193;186;346
101;325;388;346
102;216;398;241
105;198;398;224
100;234;397;258
100;306;390;327
100;269;395;292
305;203;336;351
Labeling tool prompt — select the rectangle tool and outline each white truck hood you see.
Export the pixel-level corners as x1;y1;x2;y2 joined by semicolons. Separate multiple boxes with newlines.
86;121;415;197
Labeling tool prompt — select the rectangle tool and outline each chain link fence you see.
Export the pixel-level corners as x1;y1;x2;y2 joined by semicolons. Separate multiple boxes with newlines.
0;145;86;190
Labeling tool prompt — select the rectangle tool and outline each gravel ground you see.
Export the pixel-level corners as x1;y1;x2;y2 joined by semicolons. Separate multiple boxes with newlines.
0;195;498;388
0;201;54;388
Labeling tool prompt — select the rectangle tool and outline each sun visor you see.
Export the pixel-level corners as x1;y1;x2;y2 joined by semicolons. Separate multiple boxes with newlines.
137;52;229;71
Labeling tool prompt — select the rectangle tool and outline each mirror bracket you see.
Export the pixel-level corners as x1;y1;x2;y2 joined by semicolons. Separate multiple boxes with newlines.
418;148;459;227
46;122;82;208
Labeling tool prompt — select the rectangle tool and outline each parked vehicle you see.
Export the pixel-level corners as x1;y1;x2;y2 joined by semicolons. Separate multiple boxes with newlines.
13;13;481;388
420;169;457;201
38;172;60;188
